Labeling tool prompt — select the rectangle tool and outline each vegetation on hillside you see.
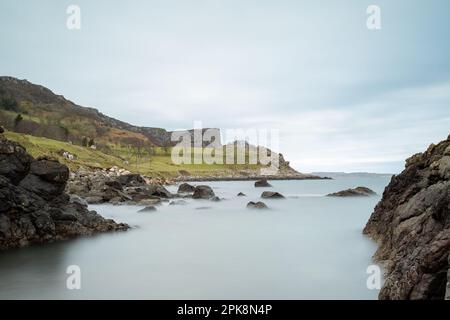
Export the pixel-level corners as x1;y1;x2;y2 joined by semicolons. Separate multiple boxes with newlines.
3;130;264;178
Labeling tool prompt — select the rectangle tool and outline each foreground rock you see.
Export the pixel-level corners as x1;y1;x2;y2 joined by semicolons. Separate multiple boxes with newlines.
192;185;215;199
327;187;376;197
261;191;285;199
0;137;128;250
364;135;450;299
255;179;272;187
247;201;268;209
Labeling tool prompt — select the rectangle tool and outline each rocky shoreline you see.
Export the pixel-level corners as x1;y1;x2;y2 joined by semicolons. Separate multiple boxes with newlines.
364;135;450;299
0;136;129;250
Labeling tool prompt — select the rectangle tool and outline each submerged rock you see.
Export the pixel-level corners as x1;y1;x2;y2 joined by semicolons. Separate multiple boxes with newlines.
247;201;268;209
327;186;376;197
364;135;450;300
255;179;272;187
169;199;188;206
192;185;215;199
0;137;128;250
261;191;285;199
138;206;157;212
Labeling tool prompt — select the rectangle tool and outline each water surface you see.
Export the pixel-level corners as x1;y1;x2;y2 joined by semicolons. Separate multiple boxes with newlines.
0;177;390;299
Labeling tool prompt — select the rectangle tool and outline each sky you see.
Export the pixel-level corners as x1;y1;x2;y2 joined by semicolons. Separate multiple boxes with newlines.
1;0;449;173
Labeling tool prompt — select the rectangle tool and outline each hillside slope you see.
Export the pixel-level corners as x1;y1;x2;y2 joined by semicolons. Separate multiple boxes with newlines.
0;76;220;149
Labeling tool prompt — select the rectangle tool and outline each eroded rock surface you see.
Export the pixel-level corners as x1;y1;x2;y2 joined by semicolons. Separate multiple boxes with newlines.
364;135;450;299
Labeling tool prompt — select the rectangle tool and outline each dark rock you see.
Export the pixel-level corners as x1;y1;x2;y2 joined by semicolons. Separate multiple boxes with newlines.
0;126;4;134
178;182;196;193
261;191;285;199
192;185;215;199
211;196;221;202
116;174;146;187
247;201;268;209
0;137;129;250
138;206;157;212
105;180;123;191
255;179;272;187
327;186;376;197
363;135;450;300
0;137;33;184
237;192;246;196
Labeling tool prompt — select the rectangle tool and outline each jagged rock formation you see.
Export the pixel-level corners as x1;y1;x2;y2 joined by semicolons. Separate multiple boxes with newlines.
0;136;128;250
364;135;450;299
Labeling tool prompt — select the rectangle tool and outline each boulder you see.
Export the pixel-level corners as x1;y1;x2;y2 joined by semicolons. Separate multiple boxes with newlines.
247;201;268;209
237;192;246;196
327;186;376;197
177;182;196;193
192;185;215;199
261;191;285;199
255;179;272;187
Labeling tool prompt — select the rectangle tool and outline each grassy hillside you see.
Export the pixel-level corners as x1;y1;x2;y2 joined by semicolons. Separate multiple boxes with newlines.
4;131;263;178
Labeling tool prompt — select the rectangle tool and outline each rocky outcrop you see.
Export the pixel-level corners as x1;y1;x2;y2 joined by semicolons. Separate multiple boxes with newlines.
192;185;216;199
327;186;376;197
364;135;450;299
0;136;128;250
255;179;272;187
66;169;173;204
247;201;268;209
261;191;285;199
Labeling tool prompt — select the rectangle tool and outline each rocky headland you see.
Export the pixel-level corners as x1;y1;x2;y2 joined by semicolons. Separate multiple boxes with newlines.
364;135;450;299
0;136;129;250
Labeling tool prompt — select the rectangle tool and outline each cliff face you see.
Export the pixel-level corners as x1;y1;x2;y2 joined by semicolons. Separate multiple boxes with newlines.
0;135;128;250
364;135;450;299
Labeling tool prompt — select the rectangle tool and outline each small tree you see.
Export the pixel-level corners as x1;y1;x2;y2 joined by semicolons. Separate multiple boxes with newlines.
14;114;23;127
82;137;88;147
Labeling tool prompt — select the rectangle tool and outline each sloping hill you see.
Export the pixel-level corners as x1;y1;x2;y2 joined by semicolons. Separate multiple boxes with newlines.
0;76;220;150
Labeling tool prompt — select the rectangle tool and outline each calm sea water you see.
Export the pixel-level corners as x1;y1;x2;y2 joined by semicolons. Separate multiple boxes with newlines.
0;177;391;299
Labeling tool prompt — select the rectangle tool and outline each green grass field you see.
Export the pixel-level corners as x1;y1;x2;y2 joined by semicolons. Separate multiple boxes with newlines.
4;131;263;178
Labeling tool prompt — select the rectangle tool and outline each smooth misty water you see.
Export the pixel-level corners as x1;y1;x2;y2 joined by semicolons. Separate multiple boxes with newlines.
0;177;391;299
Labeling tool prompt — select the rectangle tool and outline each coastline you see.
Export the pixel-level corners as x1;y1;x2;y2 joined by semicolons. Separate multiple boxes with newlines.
173;175;332;182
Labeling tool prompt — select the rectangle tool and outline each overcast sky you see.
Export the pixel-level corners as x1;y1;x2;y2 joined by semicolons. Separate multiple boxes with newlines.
1;0;449;173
